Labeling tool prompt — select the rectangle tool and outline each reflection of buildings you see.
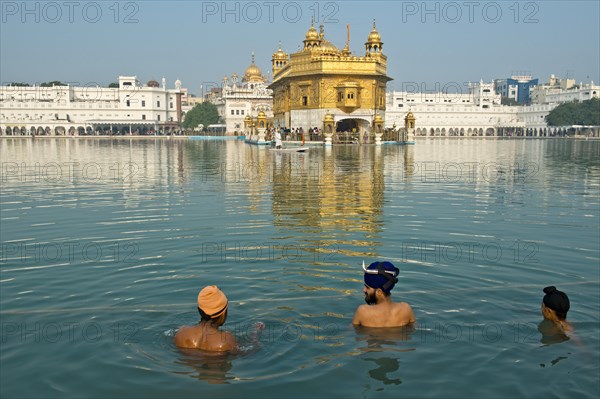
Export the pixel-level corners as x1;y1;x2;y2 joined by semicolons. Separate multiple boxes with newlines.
269;20;390;135
209;53;273;134
268;147;388;257
0;138;191;207
0;76;185;136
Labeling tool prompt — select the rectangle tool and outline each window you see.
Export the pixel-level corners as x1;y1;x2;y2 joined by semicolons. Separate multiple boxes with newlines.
241;110;244;115
302;96;308;106
236;110;239;115
157;101;160;107
126;100;130;106
231;110;235;115
142;115;146;120
170;102;173;109
158;115;161;121
142;100;146;107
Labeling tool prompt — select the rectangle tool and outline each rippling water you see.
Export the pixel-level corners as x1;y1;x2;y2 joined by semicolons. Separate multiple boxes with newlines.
1;138;599;398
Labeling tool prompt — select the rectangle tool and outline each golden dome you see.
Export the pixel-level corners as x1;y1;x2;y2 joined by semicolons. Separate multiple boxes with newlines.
367;20;382;43
147;79;159;87
374;114;384;123
257;110;266;118
273;45;287;59
324;112;334;122
318;38;339;55
405;111;415;119
243;52;265;82
305;18;319;41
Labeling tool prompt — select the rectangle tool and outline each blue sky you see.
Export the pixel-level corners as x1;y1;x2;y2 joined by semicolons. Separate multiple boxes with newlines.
1;0;599;96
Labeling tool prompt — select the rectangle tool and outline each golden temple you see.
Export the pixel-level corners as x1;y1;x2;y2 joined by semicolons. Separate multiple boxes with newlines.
269;19;391;136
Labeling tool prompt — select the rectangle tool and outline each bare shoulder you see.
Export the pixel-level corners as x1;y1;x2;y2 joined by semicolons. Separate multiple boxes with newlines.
216;330;238;351
395;302;416;323
174;325;200;348
352;304;369;325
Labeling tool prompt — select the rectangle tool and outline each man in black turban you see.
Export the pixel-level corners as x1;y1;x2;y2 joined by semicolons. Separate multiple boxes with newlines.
541;286;572;332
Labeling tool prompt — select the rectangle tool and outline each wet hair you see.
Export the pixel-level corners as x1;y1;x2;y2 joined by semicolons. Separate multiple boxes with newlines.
198;307;227;324
198;307;212;322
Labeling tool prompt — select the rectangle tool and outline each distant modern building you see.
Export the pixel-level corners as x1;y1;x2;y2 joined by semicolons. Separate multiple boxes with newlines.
209;53;273;134
0;76;184;135
494;75;538;104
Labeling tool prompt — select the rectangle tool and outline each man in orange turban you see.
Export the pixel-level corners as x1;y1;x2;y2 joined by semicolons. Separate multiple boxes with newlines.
174;285;238;351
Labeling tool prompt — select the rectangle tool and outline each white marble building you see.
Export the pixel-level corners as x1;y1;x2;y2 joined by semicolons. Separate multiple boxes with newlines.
210;53;273;134
1;76;184;135
385;80;598;137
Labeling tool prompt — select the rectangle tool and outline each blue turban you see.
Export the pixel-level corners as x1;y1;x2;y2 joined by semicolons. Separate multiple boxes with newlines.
364;261;399;293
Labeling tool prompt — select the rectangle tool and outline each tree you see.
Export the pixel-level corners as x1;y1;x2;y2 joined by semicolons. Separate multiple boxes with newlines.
183;102;221;130
108;83;119;88
546;98;600;126
8;82;30;87
501;97;519;106
40;81;67;87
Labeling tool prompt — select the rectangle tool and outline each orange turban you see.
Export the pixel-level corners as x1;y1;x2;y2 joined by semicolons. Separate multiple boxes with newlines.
197;285;228;318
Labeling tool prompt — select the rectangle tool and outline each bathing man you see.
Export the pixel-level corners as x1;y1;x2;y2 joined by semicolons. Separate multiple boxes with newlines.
352;261;416;327
174;285;238;351
541;285;572;332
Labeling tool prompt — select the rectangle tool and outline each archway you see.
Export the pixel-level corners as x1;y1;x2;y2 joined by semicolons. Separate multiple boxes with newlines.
336;118;359;133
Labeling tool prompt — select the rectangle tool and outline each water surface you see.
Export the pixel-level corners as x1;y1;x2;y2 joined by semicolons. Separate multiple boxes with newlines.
1;138;598;398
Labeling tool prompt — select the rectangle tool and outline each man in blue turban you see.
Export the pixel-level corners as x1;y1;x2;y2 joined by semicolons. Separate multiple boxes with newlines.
352;261;416;327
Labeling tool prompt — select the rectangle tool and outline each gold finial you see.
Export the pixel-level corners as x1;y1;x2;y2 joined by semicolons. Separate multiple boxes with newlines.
373;18;376;29
251;51;255;63
311;15;314;27
346;24;350;47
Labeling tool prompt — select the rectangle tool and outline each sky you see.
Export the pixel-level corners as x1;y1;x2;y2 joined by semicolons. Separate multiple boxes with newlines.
1;0;599;96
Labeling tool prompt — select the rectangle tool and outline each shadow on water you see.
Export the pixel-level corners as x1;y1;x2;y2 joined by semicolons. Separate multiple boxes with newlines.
354;324;417;386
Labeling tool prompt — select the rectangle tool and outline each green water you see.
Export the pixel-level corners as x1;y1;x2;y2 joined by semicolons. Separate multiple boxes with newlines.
1;138;599;398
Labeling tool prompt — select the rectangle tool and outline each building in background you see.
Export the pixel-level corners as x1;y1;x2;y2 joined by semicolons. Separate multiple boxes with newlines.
209;53;273;134
494;75;539;104
531;74;598;104
0;76;184;135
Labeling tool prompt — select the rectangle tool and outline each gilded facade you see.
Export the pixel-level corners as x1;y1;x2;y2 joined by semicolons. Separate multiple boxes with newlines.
269;20;391;135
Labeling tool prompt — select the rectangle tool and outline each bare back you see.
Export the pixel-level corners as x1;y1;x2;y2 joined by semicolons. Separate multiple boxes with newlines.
352;301;415;328
174;324;237;352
